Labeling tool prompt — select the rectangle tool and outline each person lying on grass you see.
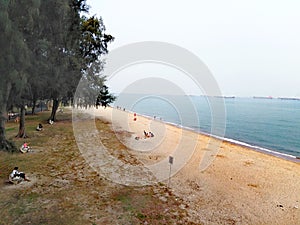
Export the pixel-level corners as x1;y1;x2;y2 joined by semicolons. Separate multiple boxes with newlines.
20;142;31;153
9;167;30;183
36;123;43;131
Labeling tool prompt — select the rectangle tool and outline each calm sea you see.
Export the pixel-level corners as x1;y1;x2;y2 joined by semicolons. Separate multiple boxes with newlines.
114;94;300;159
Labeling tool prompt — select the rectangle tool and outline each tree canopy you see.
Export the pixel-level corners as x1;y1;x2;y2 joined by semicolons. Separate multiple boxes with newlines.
96;85;116;108
0;0;114;151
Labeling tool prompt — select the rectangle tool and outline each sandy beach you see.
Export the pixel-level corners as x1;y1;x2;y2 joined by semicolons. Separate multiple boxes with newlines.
75;106;300;224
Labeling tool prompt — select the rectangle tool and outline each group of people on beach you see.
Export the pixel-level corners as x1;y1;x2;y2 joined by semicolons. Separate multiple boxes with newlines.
8;119;55;184
144;130;154;138
10;119;56;183
8;123;43;183
19;123;44;153
135;130;155;140
36;119;54;132
19;123;43;153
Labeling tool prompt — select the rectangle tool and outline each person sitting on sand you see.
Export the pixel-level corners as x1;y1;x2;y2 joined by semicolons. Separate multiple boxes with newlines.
144;130;148;138
20;142;30;153
9;167;30;183
149;131;154;137
36;123;43;131
143;130;154;138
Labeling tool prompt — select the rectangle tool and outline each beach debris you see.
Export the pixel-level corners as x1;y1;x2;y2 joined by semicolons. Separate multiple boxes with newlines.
276;204;284;210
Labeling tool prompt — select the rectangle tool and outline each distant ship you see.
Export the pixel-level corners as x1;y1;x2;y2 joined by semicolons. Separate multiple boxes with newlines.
253;96;300;101
253;96;273;99
278;97;300;101
213;96;235;99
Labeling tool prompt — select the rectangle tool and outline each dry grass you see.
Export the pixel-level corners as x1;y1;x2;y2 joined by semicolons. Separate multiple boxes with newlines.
0;109;195;225
95;118;140;165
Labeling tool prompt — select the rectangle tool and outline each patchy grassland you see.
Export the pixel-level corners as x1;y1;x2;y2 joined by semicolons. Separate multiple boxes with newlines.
0;109;195;225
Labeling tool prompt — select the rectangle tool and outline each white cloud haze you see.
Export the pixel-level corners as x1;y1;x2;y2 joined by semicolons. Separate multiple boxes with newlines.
87;0;300;97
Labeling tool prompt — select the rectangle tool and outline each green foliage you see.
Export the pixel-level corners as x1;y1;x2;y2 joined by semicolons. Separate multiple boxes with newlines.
81;16;114;66
0;0;31;108
75;60;106;107
96;85;116;108
0;0;114;150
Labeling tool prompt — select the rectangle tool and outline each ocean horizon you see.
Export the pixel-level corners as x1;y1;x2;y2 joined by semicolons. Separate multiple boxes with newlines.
113;94;300;160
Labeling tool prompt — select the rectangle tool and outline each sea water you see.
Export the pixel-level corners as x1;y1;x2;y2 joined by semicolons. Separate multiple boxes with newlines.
114;94;300;159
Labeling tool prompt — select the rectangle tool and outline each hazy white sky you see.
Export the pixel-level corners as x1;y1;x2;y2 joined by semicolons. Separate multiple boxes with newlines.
87;0;300;97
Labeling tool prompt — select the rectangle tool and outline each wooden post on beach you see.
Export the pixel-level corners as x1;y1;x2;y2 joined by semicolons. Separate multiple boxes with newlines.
168;156;173;188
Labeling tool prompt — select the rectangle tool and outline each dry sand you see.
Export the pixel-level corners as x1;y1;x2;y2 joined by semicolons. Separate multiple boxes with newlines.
77;107;300;224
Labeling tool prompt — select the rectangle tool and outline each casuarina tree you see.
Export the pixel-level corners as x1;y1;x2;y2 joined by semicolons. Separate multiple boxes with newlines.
0;0;34;150
96;85;116;108
0;0;114;151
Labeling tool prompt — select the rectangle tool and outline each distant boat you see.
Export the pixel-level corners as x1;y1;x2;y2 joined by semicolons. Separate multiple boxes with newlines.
213;96;235;99
253;96;273;99
278;97;300;101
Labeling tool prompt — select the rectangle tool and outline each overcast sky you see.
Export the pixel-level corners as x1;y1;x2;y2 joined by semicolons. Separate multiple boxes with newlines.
87;0;300;97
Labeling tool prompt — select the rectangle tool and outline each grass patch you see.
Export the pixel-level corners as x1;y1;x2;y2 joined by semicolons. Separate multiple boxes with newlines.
0;109;194;225
95;118;140;165
5;127;16;132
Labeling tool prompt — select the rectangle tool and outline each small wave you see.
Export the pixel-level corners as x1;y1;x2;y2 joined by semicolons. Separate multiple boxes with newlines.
219;137;298;160
115;105;300;162
155;117;299;161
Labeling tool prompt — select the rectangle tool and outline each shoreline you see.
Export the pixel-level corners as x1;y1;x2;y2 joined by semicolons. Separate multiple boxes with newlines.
78;106;300;223
121;108;300;164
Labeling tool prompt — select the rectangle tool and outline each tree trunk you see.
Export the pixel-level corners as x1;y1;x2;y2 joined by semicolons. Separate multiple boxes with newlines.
0;107;16;152
48;99;59;122
0;83;17;152
31;99;37;115
16;105;27;138
70;97;74;108
46;100;50;111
